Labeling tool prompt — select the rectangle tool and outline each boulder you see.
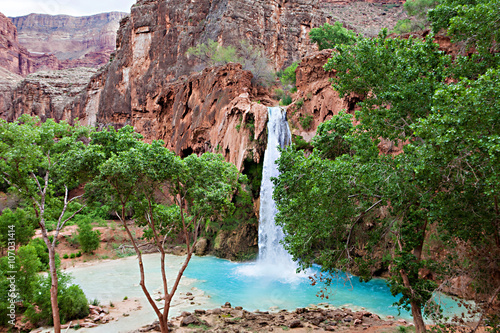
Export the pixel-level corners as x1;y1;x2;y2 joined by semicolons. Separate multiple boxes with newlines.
180;315;199;327
194;237;209;256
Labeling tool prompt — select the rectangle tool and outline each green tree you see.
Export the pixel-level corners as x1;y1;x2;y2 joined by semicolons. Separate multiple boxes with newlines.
309;22;358;50
0;208;36;252
86;126;243;333
278;61;299;88
429;0;500;78
276;34;449;332
0;116;92;333
277;23;499;330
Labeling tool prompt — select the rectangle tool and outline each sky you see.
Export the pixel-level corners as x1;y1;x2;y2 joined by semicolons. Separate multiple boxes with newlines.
0;0;137;17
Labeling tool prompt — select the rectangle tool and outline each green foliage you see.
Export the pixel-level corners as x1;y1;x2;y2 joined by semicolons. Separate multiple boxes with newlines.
277;19;500;327
404;0;442;19
28;238;51;271
326;33;449;141
186;40;239;67
429;0;500;76
299;115;314;130
309;22;358;50
391;0;442;33
280;94;293;106
0;207;36;251
391;19;423;34
312;111;354;159
187;40;275;86
77;217;101;254
295;98;304;109
292;135;313;151
279;62;299;87
26;272;89;325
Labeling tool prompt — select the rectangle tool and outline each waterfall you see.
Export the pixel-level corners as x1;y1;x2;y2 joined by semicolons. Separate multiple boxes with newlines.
258;107;291;262
235;107;304;281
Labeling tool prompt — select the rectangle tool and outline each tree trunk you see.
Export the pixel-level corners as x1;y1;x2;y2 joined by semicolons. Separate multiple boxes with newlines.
47;245;61;333
410;300;426;333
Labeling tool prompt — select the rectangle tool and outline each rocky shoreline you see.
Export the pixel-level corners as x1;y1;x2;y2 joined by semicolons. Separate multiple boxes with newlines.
134;303;411;333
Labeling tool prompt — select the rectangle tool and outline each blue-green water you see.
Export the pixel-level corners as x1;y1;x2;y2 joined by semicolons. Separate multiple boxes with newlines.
184;256;469;322
185;256;408;318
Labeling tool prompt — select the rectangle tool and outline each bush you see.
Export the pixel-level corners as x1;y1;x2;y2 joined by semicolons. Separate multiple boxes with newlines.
391;19;424;33
70;253;76;259
299;115;314;130
274;88;286;100
58;285;90;323
28;238;51;270
296;98;304;109
26;272;89;325
279;62;299;88
0;208;36;251
186;40;239;67
63;254;69;259
77;218;101;254
280;94;293;106
187;40;276;87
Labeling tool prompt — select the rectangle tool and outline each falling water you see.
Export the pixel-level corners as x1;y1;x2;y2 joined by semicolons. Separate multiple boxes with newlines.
258;107;291;261
235;106;297;280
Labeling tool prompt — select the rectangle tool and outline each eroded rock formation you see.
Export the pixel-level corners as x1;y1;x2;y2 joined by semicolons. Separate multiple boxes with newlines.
7;67;97;122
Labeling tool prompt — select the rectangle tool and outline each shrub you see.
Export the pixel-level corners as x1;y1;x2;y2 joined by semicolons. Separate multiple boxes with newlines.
274;88;286;100
77;218;101;254
280;94;293;106
26;272;89;325
187;40;276;87
63;254;69;259
391;19;424;33
299;115;314;130
58;285;90;323
279;62;299;88
0;208;36;250
296;98;304;109
70;253;76;259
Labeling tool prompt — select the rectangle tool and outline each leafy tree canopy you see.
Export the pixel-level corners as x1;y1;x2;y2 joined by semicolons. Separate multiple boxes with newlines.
309;22;358;50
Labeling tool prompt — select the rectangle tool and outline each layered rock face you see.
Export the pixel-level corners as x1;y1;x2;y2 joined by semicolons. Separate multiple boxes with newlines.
11;12;128;63
6;67;97;122
97;62;269;171
0;12;62;76
71;0;331;168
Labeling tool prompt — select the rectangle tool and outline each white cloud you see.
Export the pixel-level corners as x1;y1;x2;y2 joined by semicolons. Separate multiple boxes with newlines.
0;0;136;17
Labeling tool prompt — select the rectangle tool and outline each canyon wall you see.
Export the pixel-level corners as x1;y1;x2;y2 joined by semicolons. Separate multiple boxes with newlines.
0;12;62;76
11;12;128;64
